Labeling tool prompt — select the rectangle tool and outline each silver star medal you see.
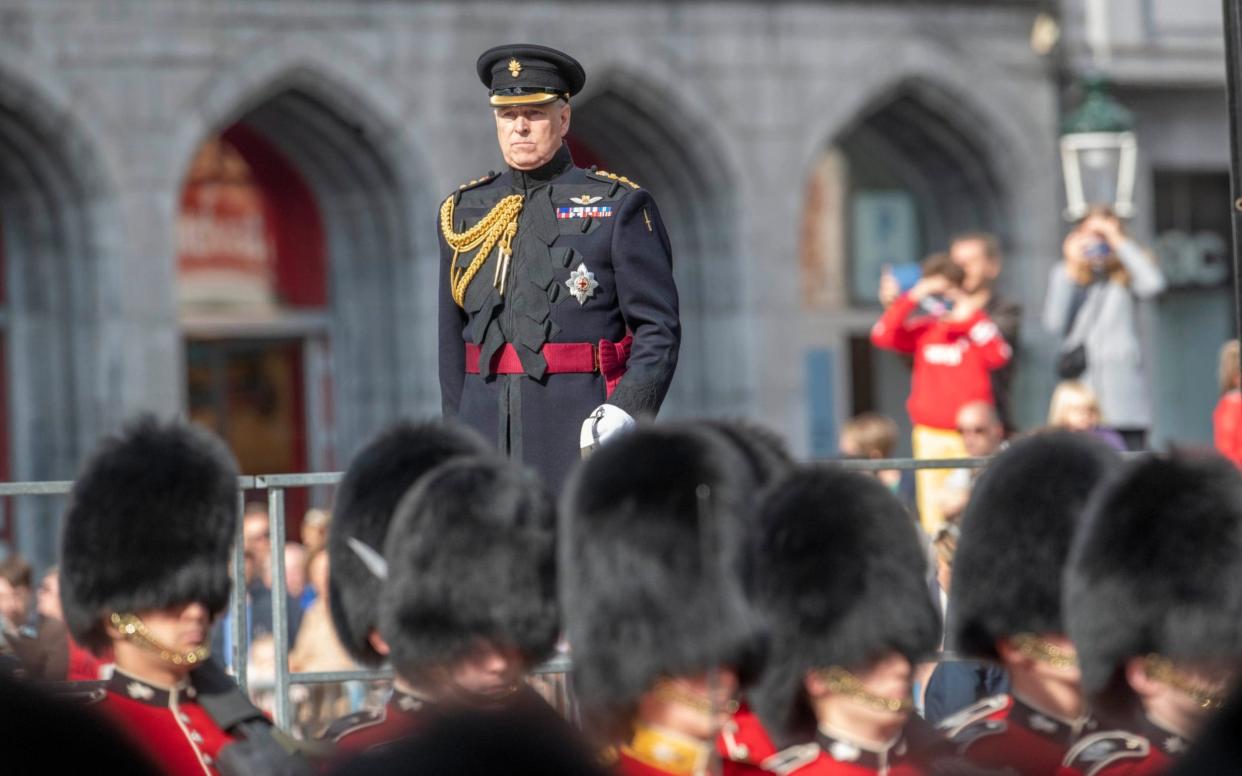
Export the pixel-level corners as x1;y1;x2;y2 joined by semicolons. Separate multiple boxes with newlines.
566;263;599;305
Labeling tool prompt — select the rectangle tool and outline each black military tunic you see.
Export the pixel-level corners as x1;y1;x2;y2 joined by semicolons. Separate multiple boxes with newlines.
438;144;680;490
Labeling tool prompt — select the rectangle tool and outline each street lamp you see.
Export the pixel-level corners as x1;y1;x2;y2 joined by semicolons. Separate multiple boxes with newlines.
1060;76;1137;220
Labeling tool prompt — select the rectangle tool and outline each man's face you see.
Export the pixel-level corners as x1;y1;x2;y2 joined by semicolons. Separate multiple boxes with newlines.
494;102;570;170
447;640;528;702
956;405;1004;458
112;602;213;680
36;571;61;622
0;578;29;627
950;238;1000;294
243;514;270;559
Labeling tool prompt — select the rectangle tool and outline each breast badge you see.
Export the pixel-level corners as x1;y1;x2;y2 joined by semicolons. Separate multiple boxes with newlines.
567;263;600;304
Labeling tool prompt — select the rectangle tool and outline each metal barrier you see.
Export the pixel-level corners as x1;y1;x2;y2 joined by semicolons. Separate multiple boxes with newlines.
7;455;1004;731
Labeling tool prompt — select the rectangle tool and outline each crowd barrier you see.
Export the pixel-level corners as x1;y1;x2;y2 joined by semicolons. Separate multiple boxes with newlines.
8;455;1015;730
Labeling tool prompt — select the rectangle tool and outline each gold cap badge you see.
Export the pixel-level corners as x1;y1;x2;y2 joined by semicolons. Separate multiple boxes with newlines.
508;59;522;77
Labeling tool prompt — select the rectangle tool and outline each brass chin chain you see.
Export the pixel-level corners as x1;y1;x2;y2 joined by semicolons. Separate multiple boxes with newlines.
110;613;210;667
1011;633;1079;670
818;667;913;714
652;679;740;716
1143;654;1227;711
440;194;524;307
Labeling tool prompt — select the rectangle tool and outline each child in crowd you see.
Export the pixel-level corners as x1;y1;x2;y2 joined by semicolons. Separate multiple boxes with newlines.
870;252;1012;534
1214;339;1242;468
839;412;902;494
1047;380;1127;451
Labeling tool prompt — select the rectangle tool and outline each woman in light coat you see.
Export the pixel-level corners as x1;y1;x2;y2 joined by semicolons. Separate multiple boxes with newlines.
1043;206;1166;450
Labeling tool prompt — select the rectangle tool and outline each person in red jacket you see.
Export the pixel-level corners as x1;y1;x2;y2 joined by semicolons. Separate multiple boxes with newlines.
936;432;1120;775
562;426;763;776
59;418;314;776
1213;339;1242;468
744;466;948;775
870;253;1012;534
1059;452;1242;775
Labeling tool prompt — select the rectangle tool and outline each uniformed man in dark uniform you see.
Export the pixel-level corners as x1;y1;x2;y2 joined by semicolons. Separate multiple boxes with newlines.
936;432;1120;775
58;418;316;776
741;466;948;775
439;43;681;491
1059;452;1242;775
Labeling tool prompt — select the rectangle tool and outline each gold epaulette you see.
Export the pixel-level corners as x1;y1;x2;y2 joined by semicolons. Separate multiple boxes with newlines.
455;171;501;193
587;169;641;189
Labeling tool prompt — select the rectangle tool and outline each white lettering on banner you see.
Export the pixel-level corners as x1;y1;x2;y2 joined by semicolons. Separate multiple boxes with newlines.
177;211;271;273
1154;229;1228;288
923;343;964;365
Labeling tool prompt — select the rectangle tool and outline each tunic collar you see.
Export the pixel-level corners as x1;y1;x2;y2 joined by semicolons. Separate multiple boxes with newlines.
508;144;574;190
815;722;907;769
109;667;197;706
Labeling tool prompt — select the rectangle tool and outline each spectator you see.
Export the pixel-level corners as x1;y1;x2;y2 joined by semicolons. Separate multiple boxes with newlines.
243;501;272;587
1213;339;1242;468
938;401;1006;523
301;508;330;557
839;412;902;494
0;553;32;631
871;252;1012;534
285;542;308;602
1047;380;1127;451
1043;205;1165;451
36;566;105;680
289;547;357;737
882;234;1021;431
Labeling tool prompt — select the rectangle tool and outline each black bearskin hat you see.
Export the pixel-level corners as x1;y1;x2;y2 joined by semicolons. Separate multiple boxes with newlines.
379;456;559;682
750;464;939;746
561;426;762;736
1065;450;1242;698
699;419;794;488
328;421;489;667
949;431;1120;659
60;417;239;651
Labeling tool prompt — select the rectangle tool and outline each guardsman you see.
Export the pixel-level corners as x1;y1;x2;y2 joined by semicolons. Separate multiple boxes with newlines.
59;417;315;776
935;432;1119;774
747;465;946;775
439;43;681;491
562;426;763;776
1059;452;1242;775
322;421;489;751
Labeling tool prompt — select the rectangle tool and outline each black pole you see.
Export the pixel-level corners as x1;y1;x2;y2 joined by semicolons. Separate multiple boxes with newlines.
1222;0;1242;385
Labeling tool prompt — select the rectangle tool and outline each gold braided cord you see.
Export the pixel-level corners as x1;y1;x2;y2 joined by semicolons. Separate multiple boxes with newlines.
1143;654;1227;711
110;612;211;667
817;666;914;713
440;194;524;307
1011;633;1079;670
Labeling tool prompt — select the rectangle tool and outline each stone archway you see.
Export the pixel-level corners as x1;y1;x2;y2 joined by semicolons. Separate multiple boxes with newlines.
0;64;118;561
569;72;747;418
179;71;426;464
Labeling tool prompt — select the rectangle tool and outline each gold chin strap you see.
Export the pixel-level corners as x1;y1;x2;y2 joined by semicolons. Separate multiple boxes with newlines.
817;666;913;713
652;678;740;716
440;194;525;307
1143;654;1227;711
1011;633;1079;670
623;722;713;776
110;613;210;667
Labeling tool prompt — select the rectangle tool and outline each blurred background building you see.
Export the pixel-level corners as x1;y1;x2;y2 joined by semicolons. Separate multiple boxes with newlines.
0;0;1231;565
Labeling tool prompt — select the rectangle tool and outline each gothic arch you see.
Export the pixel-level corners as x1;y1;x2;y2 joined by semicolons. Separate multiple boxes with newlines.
570;67;749;417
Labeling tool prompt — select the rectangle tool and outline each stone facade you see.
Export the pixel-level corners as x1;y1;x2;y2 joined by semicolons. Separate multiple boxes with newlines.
0;0;1143;562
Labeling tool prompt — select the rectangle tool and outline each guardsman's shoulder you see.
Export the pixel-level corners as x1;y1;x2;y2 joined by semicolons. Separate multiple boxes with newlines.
445;170;503;200
1061;730;1150;775
585;167;643;193
759;743;822;775
320;708;386;742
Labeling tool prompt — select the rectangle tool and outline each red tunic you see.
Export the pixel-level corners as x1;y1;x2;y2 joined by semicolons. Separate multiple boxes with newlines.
92;668;236;776
322;685;433;756
718;701;781;775
939;693;1090;775
1057;716;1184;776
